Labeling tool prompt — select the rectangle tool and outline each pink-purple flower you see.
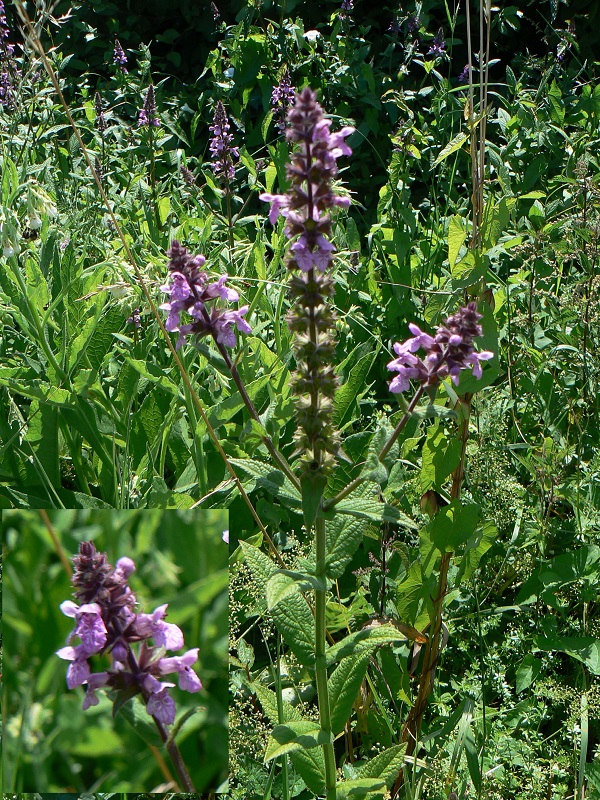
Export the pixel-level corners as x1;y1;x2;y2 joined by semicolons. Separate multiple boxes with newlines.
160;240;251;349
56;541;201;726
387;302;493;394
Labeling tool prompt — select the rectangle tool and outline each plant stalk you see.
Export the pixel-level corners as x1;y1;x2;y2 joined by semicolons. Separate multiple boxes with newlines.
314;512;337;800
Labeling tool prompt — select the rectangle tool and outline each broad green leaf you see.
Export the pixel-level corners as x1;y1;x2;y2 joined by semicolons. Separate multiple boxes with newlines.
434;131;468;165
356;743;406;785
360;416;396;485
336;777;386;798
334;351;377;430
420;423;462;493
427;500;481;553
448;215;467;268
329;652;371;735
266;570;327;609
516;654;542;693
229;458;302;508
456;519;497;584
290;748;326;796
264;721;331;762
326;625;410;667
240;542;315;665
25;401;60;487
336;492;417;530
533;635;600;675
325;515;364;579
253;683;302;725
125;358;180;397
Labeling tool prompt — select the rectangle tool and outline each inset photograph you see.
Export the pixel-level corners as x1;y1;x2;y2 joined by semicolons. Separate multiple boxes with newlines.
2;509;228;793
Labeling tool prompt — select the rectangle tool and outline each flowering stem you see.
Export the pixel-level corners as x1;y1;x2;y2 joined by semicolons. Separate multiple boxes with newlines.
314;512;337;800
148;705;196;791
323;385;425;511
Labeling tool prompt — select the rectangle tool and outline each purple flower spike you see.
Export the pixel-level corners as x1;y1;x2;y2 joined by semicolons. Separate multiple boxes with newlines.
427;28;446;57
160;240;251;349
113;38;128;72
271;67;296;134
388;302;493;395
209;101;238;183
57;541;201;726
139;84;160;128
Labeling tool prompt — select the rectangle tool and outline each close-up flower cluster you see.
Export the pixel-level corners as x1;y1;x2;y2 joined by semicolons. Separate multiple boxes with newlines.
56;541;201;725
160;239;251;349
387;301;493;394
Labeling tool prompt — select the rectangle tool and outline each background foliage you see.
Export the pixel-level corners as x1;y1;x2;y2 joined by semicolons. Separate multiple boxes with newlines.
1;0;600;797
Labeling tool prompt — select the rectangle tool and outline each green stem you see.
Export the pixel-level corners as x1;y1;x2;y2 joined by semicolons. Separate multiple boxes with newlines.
314;512;337;799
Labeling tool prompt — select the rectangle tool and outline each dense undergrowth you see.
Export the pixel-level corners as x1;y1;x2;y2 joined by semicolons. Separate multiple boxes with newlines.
1;0;599;798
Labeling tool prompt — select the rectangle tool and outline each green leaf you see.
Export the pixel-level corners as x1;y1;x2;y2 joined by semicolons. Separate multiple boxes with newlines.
427;500;481;552
434;131;468;165
326;625;410;667
290;748;326;796
516;654;542;693
356;743;406;785
301;472;327;531
420;423;462;493
264;721;332;762
448;215;467;269
325;515;364;579
533;635;600;675
125;358;180;397
253;683;302;725
336;778;386;798
229;458;302;509
240;542;315;665
329;652;371;735
266;570;327;609
336;487;417;530
334;351;377;430
456;519;497;584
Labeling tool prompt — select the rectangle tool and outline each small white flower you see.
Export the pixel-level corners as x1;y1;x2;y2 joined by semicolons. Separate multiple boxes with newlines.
28;216;43;230
304;30;321;41
3;245;14;257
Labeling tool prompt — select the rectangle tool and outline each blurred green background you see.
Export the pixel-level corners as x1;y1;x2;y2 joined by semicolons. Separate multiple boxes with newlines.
1;509;228;793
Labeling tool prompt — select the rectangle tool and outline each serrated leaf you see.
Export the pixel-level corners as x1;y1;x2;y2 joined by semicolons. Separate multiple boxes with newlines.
253;683;302;725
336;489;417;530
240;542;315;665
290;748;326;796
329;652;371;735
266;570;327;610
325;515;364;579
265;721;332;762
448;215;467;268
356;743;406;785
334;351;377;430
229;458;302;508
